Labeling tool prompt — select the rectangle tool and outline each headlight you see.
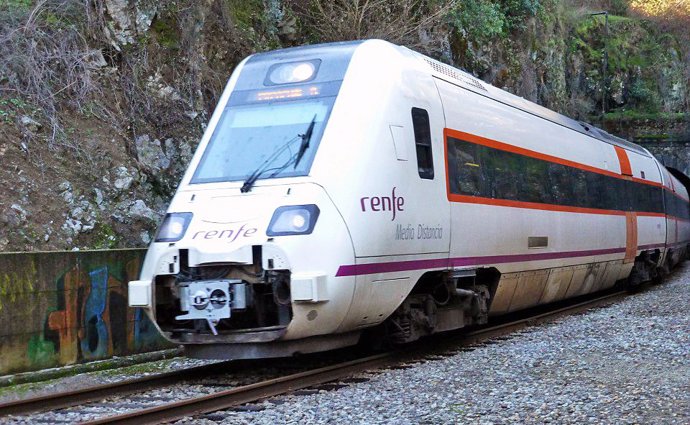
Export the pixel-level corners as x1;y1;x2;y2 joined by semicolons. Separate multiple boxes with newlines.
266;60;321;85
155;212;193;242
267;205;320;236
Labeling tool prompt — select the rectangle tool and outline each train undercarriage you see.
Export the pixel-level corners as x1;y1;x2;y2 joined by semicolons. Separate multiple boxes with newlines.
153;248;294;343
381;246;689;346
382;268;499;344
151;244;688;357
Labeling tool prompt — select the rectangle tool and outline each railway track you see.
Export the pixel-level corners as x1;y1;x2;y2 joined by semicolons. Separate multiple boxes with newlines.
0;290;627;424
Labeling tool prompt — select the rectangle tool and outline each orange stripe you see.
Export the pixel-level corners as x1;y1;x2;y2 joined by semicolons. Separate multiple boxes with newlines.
444;128;452;203
638;212;667;218
443;128;674;216
448;194;627;215
632;176;660;186
667;172;690;202
667;215;690;223
449;195;669;217
624;212;637;263
671;191;690;203
614;146;633;176
445;128;663;188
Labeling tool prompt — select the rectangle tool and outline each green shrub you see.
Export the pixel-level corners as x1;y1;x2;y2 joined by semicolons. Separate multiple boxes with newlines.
503;0;542;29
449;0;506;41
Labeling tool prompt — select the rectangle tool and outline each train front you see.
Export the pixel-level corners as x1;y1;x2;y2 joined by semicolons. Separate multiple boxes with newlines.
127;42;362;359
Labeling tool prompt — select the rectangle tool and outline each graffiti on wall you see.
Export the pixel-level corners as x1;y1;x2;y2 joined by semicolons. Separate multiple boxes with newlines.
27;256;166;368
0;260;37;313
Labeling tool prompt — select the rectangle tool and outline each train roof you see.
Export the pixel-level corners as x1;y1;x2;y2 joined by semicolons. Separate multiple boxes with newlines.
245;40;649;157
411;51;650;157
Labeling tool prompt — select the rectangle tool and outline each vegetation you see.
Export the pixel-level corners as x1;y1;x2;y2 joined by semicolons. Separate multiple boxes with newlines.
0;0;687;251
604;111;687;122
0;0;103;149
289;0;449;48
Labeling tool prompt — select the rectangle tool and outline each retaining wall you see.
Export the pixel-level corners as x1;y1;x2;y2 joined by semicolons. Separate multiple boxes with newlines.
0;249;171;375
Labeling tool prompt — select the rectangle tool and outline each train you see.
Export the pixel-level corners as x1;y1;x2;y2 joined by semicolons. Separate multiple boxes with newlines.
128;39;690;359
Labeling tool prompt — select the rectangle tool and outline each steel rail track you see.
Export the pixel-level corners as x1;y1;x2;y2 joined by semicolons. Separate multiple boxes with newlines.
85;291;627;425
0;361;235;417
0;290;626;424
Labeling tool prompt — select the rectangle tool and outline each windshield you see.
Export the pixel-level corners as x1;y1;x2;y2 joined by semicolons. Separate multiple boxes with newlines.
191;98;333;184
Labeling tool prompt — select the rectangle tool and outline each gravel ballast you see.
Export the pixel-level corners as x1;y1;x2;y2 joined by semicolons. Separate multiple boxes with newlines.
2;266;688;424
202;266;690;424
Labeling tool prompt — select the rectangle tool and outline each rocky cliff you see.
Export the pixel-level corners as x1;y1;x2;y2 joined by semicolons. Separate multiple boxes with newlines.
0;0;687;251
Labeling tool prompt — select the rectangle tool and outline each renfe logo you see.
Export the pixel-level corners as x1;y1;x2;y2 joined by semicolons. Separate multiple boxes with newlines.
192;223;258;241
360;187;405;221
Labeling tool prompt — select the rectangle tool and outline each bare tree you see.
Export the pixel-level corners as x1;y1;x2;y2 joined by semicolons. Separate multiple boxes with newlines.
0;0;103;148
287;0;451;50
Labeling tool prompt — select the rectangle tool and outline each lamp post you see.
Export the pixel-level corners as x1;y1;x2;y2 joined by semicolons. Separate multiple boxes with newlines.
590;11;609;117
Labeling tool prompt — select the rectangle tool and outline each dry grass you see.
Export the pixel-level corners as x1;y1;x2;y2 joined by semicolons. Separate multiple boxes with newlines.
286;0;451;51
0;0;103;148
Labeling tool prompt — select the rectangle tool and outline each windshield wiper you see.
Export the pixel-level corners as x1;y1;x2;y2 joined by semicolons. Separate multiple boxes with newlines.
240;136;297;193
240;117;318;193
294;115;316;169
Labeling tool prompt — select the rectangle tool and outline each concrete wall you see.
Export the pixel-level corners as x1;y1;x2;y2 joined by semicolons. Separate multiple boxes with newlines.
0;249;171;375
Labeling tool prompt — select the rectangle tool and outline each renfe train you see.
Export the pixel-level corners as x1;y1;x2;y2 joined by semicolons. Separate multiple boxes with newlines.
128;40;690;359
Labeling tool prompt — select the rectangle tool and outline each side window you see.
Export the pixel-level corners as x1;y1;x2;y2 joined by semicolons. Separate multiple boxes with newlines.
519;155;550;204
487;147;520;201
572;168;588;205
548;163;574;205
411;108;434;179
447;139;482;196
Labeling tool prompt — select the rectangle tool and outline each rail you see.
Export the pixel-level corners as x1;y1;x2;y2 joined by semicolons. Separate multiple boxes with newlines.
0;291;627;424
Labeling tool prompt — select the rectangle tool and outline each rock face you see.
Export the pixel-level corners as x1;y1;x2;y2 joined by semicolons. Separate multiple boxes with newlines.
135;135;170;172
103;0;158;49
0;1;687;251
113;167;136;192
127;199;158;223
645;143;690;176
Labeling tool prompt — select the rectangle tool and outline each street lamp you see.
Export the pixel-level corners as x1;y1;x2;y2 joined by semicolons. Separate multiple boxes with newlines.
590;11;609;117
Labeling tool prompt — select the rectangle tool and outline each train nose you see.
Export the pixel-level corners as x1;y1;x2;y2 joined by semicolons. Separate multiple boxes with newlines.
130;182;356;346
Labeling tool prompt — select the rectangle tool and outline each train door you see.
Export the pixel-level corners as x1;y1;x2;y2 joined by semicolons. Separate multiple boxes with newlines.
338;89;451;331
340;94;450;259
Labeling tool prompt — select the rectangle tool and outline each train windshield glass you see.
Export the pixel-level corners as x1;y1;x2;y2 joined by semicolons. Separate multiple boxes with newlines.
191;97;333;184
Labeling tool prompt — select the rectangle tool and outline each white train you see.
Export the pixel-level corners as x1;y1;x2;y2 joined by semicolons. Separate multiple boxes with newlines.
128;40;690;358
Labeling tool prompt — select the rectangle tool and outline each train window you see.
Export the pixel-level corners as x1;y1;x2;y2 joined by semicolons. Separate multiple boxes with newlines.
191;98;333;184
652;188;690;220
585;172;608;210
626;182;650;211
520;155;551;204
571;168;588;205
447;140;482;196
653;188;662;214
663;190;673;217
484;147;519;200
610;178;629;211
411;108;434;179
445;133;670;216
547;163;574;205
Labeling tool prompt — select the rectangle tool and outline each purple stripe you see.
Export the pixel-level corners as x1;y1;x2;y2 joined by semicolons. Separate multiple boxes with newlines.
448;247;625;267
336;247;626;277
639;242;690;250
638;243;665;250
664;241;690;249
335;258;449;277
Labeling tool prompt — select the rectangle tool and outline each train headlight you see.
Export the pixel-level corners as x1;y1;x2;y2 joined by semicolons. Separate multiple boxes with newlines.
266;60;320;85
267;205;320;236
155;212;193;242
